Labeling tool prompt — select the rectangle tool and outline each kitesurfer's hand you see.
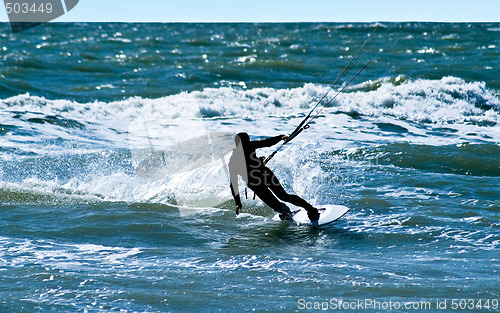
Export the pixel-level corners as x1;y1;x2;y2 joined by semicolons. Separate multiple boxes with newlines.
280;135;289;141
236;204;242;215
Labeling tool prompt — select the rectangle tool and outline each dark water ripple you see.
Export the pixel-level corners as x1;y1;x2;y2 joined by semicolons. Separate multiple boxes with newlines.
1;22;499;102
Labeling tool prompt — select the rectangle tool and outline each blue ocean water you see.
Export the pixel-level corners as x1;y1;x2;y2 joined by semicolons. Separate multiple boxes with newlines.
0;22;499;312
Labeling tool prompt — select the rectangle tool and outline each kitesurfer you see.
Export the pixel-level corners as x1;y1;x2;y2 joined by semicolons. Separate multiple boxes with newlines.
229;132;320;226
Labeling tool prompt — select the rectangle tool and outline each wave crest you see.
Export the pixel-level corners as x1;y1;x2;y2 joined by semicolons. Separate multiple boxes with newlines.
2;77;498;126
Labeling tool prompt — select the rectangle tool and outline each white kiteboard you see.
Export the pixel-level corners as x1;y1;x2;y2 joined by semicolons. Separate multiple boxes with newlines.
273;204;349;226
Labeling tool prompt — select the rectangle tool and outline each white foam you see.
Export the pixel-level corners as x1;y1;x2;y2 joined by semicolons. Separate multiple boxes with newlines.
0;236;143;270
2;77;498;137
1;78;499;207
2;77;498;129
341;76;500;124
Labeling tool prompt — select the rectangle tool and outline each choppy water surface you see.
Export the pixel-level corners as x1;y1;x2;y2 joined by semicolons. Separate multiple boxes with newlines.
0;22;499;312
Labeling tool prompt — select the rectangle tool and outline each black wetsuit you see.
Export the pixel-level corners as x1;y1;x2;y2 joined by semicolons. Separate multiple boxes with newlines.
229;134;319;221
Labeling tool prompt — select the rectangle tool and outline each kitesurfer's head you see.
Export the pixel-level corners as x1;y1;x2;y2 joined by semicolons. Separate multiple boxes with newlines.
234;132;250;147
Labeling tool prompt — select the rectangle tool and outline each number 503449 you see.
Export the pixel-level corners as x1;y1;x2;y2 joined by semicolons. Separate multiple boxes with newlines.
5;2;54;14
450;299;498;310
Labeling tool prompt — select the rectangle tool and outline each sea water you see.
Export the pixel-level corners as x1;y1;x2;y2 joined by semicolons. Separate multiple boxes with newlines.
0;22;499;312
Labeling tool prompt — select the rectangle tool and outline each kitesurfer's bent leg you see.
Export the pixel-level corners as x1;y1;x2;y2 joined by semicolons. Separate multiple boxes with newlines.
248;185;293;220
267;171;320;221
248;185;282;211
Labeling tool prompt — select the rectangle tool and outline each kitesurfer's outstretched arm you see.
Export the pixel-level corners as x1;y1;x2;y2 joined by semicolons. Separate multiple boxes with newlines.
250;135;288;149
